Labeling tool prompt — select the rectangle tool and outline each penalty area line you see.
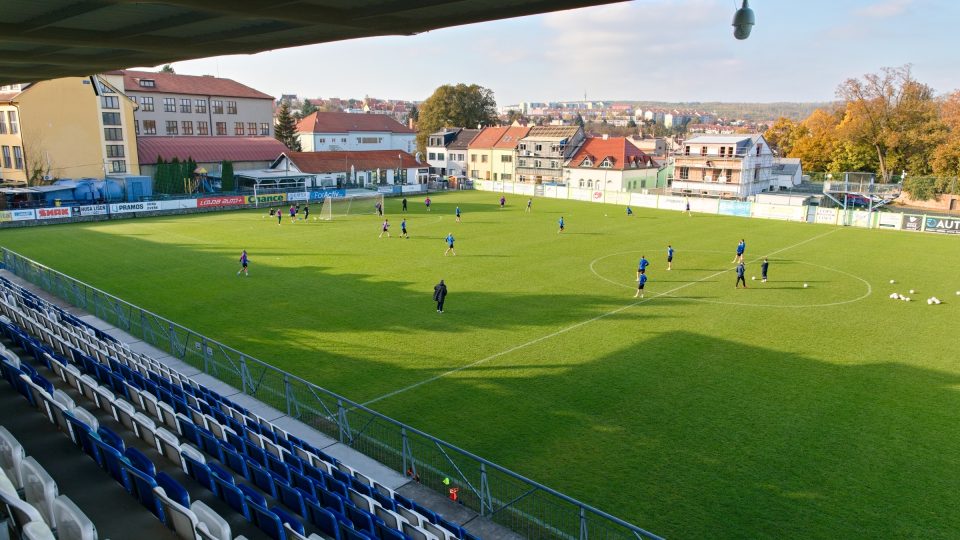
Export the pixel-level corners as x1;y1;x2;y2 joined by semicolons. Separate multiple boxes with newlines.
361;228;842;407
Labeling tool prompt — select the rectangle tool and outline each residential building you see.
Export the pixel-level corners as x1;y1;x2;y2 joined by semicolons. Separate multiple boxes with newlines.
1;75;139;184
117;70;274;139
296;112;415;153
270;151;428;188
425;128;480;179
466;125;530;181
137;136;288;179
770;157;803;190
628;136;668;158
564;136;661;192
515;126;585;184
670;134;776;197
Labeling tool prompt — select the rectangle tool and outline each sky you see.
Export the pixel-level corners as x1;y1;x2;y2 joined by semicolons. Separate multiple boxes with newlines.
150;0;960;106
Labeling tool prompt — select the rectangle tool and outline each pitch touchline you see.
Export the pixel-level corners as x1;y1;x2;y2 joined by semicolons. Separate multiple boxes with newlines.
361;228;842;407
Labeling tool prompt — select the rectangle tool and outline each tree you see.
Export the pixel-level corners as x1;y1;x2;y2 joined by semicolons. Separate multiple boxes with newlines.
416;83;497;153
300;99;318;117
408;105;419;122
764;117;800;156
627;118;637;129
836;65;942;181
274;101;302;152
574;113;585;127
160;64;175;73
221;161;235;192
788;108;841;173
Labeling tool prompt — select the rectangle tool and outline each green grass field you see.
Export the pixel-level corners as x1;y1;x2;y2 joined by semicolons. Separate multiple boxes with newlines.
3;190;960;539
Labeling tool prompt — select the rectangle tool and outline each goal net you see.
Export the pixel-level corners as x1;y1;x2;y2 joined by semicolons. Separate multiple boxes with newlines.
317;195;384;220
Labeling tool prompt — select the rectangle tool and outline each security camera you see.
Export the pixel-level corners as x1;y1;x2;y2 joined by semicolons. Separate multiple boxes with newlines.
732;0;755;40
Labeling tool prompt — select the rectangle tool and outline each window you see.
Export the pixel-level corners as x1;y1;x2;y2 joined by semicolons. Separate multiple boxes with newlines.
13;146;24;169
581;158;593;167
7;111;18;133
247;122;256;135
319;138;326;144
470;154;476;163
341;137;346;143
534;144;542;152
198;121;209;135
216;122;227;135
140;96;154;111
550;161;558;169
143;120;156;134
756;143;762;156
111;160;126;173
501;173;512;180
501;155;512;163
101;96;119;109
182;121;193;135
106;145;125;158
1;146;10;168
138;79;155;87
518;159;526;167
679;166;689;180
481;155;488;163
234;122;244;135
719;146;726;157
165;121;178;135
754;168;760;180
534;159;542;168
163;98;176;112
358;137;381;144
104;127;123;141
437;153;445;161
211;100;223;114
260;123;270;136
180;99;191;113
0;114;6;134
195;99;207;113
599;159;612;168
684;145;690;156
519;143;527;151
102;112;121;126
428;153;436;160
728;146;734;156
227;101;237;114
700;146;707;156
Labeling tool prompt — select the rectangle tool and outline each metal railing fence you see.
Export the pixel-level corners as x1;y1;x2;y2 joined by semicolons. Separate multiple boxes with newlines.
0;247;663;540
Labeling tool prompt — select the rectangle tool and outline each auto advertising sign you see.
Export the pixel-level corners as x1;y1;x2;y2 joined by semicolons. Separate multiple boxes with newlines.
924;215;960;234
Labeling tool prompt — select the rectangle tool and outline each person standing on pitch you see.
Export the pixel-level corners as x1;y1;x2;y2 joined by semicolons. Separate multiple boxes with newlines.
277;208;283;225
379;219;391;238
401;218;409;238
732;239;745;264
499;195;506;209
637;255;649;279
686;198;692;216
526;198;532;212
761;257;769;282
634;272;648;298
402;197;408;212
375;201;383;216
666;245;674;270
455;206;461;223
303;204;309;220
558;216;565;233
736;261;747;288
444;232;456;256
237;250;249;276
425;197;432;211
626;206;633;216
433;279;448;313
289;204;297;223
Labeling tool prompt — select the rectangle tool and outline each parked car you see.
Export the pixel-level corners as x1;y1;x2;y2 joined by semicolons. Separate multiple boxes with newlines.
844;194;872;208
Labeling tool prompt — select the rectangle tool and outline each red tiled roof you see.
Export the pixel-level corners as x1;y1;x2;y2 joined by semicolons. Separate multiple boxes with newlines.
467;127;508;149
566;137;656;170
118;70;273;100
284;151;424;173
493;126;531;149
137;136;288;165
295;111;414;134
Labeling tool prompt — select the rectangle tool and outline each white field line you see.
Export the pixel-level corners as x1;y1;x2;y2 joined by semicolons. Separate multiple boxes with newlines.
362;228;842;407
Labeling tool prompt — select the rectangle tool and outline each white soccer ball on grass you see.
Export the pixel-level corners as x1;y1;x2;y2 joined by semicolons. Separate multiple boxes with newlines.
751;276;756;280
890;279;896;284
909;289;915;294
803;283;809;288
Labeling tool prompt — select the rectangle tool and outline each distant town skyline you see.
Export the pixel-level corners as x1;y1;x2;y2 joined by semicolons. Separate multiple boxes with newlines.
141;0;959;106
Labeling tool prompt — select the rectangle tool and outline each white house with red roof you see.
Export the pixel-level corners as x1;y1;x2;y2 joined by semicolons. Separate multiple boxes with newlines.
296;112;416;154
116;70;274;139
563;135;661;192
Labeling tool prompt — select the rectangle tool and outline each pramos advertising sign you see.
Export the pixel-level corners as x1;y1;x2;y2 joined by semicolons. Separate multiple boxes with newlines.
109;201;161;214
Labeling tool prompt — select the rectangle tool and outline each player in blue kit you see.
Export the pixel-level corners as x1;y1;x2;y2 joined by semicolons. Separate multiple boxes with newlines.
666;245;674;270
637;255;649;279
558;216;565;233
237;250;249;276
444;233;456;256
732;239;745;264
400;218;409;238
455;206;461;223
634;272;648;298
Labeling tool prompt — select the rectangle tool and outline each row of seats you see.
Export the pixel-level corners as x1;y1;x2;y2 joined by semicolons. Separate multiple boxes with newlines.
0;277;477;540
0;425;95;540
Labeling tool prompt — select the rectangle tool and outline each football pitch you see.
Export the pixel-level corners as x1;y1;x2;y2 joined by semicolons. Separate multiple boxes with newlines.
3;190;959;539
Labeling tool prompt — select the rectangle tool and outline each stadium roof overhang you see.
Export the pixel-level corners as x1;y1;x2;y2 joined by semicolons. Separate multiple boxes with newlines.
0;0;626;86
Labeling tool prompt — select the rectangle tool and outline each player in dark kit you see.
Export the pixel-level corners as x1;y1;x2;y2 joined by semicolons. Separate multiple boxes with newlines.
401;218;409;238
736;262;747;288
666;245;674;270
761;257;769;282
237;250;249;276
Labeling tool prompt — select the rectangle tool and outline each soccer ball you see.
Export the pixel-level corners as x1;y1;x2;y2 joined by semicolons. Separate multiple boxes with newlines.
751;276;756;280
927;298;933;305
889;293;898;299
909;289;915;294
890;279;896;284
905;297;911;302
803;283;809;288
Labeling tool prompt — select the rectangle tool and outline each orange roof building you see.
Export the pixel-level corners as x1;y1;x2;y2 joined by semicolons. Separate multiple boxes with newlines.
296;112;415;154
563;136;662;192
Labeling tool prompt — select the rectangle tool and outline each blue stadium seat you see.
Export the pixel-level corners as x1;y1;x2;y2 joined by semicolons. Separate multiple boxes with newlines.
96;426;126;453
238;483;268;508
305;500;340;540
344;505;378;537
222;445;249;477
200;431;225;462
376;522;408;540
94;438;131;489
438;517;467;539
317;486;346;515
372;491;395;511
304;464;327;488
273;506;306;536
290;470;316;497
350;478;373;497
267;454;291;483
326;476;349;499
250;502;286;540
247;460;278;498
411;502;438;524
276;481;306;517
124;447;157;477
245;441;268;467
183;454;218;497
122;461;163;519
340;522;374;540
179;419;203;447
393;493;413;510
155;471;190;508
214;477;250;520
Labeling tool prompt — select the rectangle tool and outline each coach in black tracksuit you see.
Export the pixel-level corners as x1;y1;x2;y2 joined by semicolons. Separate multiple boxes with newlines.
433;280;447;313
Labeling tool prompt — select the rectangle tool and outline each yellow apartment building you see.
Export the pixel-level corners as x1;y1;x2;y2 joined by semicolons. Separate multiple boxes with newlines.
466;125;529;181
